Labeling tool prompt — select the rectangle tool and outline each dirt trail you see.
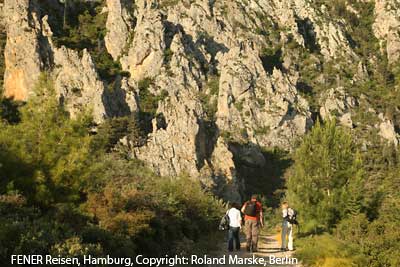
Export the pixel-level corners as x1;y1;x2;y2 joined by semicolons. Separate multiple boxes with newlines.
208;232;301;267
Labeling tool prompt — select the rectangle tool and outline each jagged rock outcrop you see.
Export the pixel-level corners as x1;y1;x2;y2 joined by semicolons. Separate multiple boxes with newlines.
42;16;107;122
320;87;357;128
132;95;204;178
119;2;165;82
5;0;400;200
373;0;400;64
1;1;136;122
266;0;357;60
216;45;312;149
131;90;241;201
52;47;107;122
130;31;242;200
3;0;46;100
104;0;135;60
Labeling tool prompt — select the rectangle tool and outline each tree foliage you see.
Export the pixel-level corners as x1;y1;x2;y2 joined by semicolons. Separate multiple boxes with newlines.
289;120;400;267
0;74;93;205
286;119;364;232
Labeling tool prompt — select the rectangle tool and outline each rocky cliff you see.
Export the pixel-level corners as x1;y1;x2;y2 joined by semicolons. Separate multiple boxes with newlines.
1;0;400;201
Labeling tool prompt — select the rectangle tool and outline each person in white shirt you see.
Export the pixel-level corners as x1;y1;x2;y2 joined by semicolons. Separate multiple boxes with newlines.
281;201;294;251
227;203;242;252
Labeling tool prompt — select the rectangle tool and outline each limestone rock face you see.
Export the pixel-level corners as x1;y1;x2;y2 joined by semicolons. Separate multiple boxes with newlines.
5;0;400;200
373;0;400;64
208;137;242;202
216;45;312;149
320;88;357;128
131;92;241;201
42;16;121;123
133;95;203;178
3;0;46;100
52;47;107;123
130;32;204;178
104;0;135;60
259;0;357;60
1;4;136;123
120;1;165;82
131;31;242;201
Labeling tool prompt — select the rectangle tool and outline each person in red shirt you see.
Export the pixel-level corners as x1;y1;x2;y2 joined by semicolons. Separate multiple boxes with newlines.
241;195;264;252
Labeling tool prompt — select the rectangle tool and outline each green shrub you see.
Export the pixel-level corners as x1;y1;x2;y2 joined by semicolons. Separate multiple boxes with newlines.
84;156;224;256
234;100;244;112
92;115;145;152
260;47;283;74
138;78;168;116
0;98;22;124
137;78;168;134
163;48;174;65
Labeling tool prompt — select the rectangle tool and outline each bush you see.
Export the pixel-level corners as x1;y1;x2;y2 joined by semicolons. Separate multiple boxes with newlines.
137;78;168;134
91;115;145;152
198;75;220;122
295;234;363;267
260;47;283;74
84;156;224;256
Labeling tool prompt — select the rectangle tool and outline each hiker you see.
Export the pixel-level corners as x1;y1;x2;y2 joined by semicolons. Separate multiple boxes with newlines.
241;195;263;252
227;203;242;252
281;201;296;251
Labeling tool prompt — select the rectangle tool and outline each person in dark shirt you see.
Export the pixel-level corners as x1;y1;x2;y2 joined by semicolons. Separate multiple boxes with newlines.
241;195;263;252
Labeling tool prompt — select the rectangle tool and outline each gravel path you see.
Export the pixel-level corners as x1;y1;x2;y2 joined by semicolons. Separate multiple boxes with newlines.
207;232;301;267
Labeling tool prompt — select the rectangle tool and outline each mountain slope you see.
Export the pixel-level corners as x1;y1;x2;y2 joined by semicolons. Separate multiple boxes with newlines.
1;0;400;201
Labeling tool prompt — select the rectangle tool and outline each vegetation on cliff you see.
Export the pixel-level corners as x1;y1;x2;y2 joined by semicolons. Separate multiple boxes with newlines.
43;0;129;85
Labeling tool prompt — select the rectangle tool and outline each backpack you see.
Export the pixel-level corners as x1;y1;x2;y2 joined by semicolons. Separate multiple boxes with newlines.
244;201;258;217
219;211;230;231
287;208;298;225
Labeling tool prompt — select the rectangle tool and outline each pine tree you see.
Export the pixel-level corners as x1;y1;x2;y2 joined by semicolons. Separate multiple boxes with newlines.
286;119;364;232
0;73;93;206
